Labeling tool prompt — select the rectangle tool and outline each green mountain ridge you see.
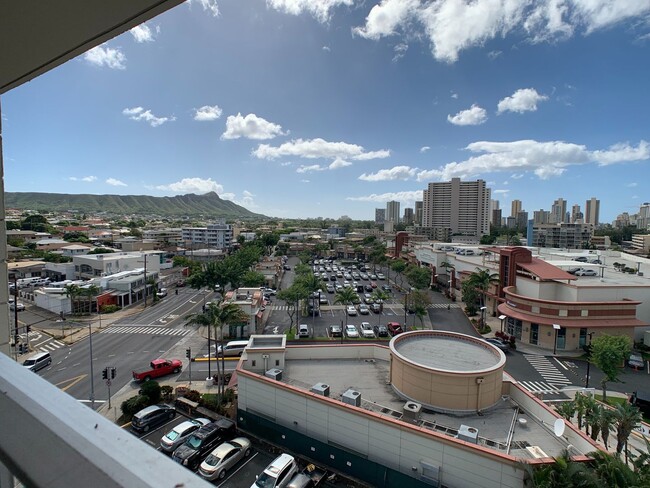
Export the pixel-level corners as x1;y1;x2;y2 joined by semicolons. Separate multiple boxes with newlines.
5;192;266;219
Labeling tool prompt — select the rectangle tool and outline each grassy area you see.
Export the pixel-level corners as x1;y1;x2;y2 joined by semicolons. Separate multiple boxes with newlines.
595;394;628;407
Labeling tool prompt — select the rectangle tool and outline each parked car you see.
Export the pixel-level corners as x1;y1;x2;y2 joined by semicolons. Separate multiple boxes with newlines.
251;453;299;488
345;324;359;338
387;322;403;336
329;324;342;337
573;256;589;262
172;418;237;470
360;322;375;338
484;338;510;352
381;284;392;292
363;293;374;304
346;305;357;316
298;324;310;338
160;418;211;453
371;303;382;313
364;284;373;292
326;284;335;293
283;265;291;270
10;302;25;311
575;269;598;276
374;324;389;337
131;404;176;433
358;304;370;315
198;437;252;481
376;273;386;280
370;281;377;288
566;267;582;275
628;354;646;370
157;288;168;298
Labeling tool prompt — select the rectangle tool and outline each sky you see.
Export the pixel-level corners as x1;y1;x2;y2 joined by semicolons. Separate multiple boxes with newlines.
3;0;650;222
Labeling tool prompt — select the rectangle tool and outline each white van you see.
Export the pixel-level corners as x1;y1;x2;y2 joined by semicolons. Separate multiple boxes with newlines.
23;352;52;372
217;340;249;357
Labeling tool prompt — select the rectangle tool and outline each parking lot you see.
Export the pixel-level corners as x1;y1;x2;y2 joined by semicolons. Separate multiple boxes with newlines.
132;413;347;487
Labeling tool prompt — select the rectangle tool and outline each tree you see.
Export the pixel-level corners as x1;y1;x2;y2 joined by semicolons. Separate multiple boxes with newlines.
409;290;431;329
613;401;643;460
260;233;280;255
81;284;100;314
555;402;576;422
186;301;248;399
469;268;500;311
590;335;632;403
87;247;115;254
241;270;266;288
21;214;51;232
390;260;407;287
64;284;81;314
404;265;431;290
277;285;308;334
334;288;358;326
521;449;591;488
599;408;616;450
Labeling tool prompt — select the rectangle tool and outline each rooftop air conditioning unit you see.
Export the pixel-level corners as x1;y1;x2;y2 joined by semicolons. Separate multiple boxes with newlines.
310;383;330;397
265;368;283;381
457;424;479;444
341;389;361;407
402;401;422;421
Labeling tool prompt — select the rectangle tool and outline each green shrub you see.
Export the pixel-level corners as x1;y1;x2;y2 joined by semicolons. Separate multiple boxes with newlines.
139;380;161;404
99;304;120;314
161;385;174;402
200;394;223;414
121;394;149;419
184;389;201;403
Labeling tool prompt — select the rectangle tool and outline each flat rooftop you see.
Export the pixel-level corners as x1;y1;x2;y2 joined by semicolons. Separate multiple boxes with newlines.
281;357;571;460
393;334;501;372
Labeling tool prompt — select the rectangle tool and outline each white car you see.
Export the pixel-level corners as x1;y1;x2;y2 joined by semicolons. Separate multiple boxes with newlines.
360;322;375;338
160;418;211;453
199;437;252;481
346;306;358;316
358;304;370;315
376;273;386;280
575;269;598;276
345;324;359;338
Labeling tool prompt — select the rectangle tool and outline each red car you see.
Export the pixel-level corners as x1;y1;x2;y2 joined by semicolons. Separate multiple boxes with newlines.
387;322;403;336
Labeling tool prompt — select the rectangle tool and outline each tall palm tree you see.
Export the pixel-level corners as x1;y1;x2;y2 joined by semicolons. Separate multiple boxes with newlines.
555;401;576;422
469;268;500;312
63;284;81;314
599;407;616;451
589;450;639;487
521;449;592;488
187;301;248;399
334;287;358;326
613;402;643;461
573;392;588;430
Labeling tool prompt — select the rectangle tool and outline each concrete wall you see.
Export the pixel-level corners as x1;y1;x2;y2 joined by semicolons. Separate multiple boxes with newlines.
238;372;525;488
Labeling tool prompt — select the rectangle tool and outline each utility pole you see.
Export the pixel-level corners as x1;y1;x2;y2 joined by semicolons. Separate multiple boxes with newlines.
143;253;148;308
12;275;19;360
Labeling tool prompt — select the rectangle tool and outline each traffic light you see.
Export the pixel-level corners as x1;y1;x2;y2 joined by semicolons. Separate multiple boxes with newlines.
19;343;28;354
111;367;116;379
26;325;31;333
186;348;191;359
102;368;108;380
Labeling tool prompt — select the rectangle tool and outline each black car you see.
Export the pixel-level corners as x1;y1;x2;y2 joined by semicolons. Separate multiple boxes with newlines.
131;404;176;433
373;325;389;337
172;418;236;470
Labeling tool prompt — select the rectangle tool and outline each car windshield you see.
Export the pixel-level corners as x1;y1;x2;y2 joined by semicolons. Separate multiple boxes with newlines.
204;453;221;466
23;359;36;366
255;472;277;488
185;435;204;449
166;430;180;441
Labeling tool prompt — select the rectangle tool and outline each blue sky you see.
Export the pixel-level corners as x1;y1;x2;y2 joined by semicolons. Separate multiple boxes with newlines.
3;0;650;221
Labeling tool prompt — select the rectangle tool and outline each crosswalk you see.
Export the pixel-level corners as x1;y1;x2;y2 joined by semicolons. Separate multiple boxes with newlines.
101;325;190;336
521;354;573;394
36;339;66;353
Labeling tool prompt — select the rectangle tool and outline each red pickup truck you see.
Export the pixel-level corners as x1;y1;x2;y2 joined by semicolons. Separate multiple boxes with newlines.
132;358;182;382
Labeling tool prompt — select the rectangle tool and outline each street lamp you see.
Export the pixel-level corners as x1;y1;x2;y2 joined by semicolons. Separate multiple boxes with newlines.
88;320;96;410
552;324;561;355
585;332;594;388
480;306;487;328
498;314;507;333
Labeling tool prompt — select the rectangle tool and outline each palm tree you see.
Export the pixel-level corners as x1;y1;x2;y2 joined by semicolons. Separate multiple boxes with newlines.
573;392;588;430
613;402;643;461
555;401;576;422
187;301;248;399
589;450;638;487
334;287;358;326
63;284;81;314
599;408;616;450
587;402;603;441
521;449;591;487
469;268;500;313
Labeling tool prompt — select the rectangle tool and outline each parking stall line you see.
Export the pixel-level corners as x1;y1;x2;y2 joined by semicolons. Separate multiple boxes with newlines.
215;451;259;488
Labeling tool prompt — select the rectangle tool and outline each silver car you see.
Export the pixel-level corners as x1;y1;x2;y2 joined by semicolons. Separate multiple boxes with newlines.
159;418;210;453
198;437;252;481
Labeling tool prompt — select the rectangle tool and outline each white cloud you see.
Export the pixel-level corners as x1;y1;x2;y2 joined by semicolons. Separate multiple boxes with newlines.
346;190;423;203
488;50;502;59
280;161;292;166
322;45;331;52
392;42;409;62
349;1;650;63
353;0;420;39
329;158;352;169
358;165;418;181
447;105;488;126
300;179;311;183
450;92;458;99
106;178;127;187
156;177;223;194
194;105;223;121
130;24;156;43
493;189;510;194
296;164;326;173
626;182;638;187
420;146;430;153
415;138;650;182
222;113;285;140
511;173;524;179
189;0;220;17
122;107;175;127
253;138;390;162
70;176;97;182
266;0;354;23
497;88;548;114
83;45;126;69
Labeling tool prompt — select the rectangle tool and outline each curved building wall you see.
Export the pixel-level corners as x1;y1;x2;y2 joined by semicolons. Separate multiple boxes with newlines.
389;331;505;414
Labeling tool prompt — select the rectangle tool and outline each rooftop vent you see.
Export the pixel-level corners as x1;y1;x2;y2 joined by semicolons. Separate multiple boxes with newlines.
402;401;422;421
264;368;283;381
310;383;330;397
457;424;479;444
341;389;361;407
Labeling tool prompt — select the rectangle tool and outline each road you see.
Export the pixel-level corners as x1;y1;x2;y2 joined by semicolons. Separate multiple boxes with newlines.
37;288;211;408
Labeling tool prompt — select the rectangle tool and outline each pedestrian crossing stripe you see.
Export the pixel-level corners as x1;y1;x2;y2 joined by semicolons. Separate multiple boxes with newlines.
519;381;562;394
101;326;190;336
524;355;572;385
38;340;66;353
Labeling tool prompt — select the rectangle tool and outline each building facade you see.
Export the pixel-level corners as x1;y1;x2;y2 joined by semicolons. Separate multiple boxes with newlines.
374;208;385;225
414;201;423;226
528;223;593;249
585;198;600;226
551;198;567;224
510;199;522;218
421;178;490;238
386;201;400;223
181;221;233;250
